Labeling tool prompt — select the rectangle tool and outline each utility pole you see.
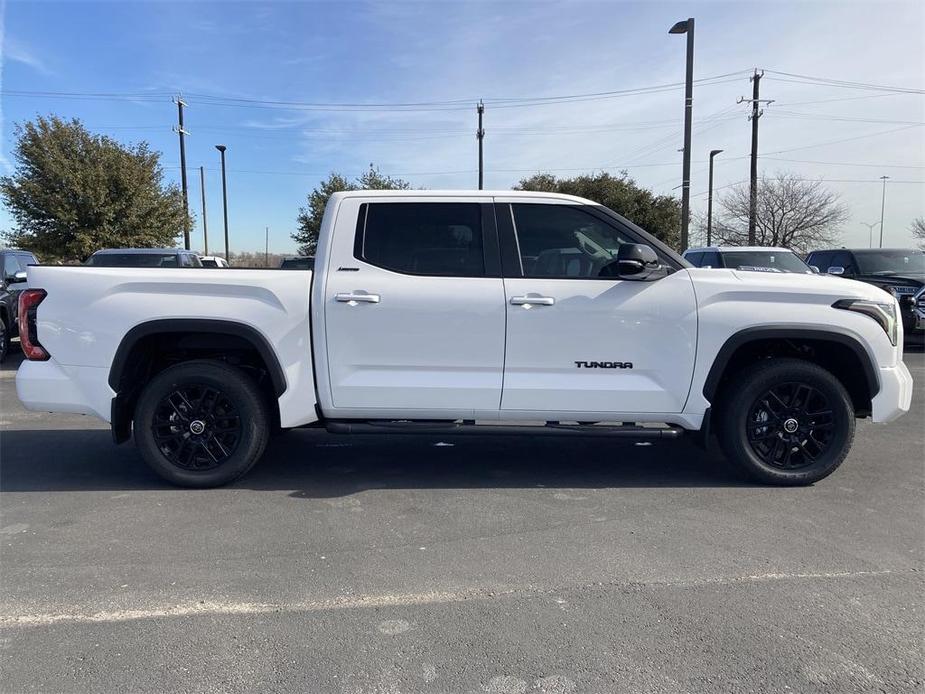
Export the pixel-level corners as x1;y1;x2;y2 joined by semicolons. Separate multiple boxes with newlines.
738;70;773;245
669;18;694;252
215;145;229;261
476;100;485;190
199;166;209;255
879;176;889;248
707;149;723;247
174;97;191;250
265;226;269;268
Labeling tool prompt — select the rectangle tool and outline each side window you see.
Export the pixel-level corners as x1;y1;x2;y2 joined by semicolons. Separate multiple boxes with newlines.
810;252;832;270
703;251;722;267
830;251;853;272
685;252;703;266
179;254;193;268
511;204;632;279
3;254;21;277
355;202;484;277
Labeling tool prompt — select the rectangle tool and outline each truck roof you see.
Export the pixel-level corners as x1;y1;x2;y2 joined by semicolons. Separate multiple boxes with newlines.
331;190;595;205
684;246;797;253
90;248;187;255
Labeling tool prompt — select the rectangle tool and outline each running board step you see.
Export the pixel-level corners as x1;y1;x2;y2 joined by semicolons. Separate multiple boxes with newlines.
325;420;684;439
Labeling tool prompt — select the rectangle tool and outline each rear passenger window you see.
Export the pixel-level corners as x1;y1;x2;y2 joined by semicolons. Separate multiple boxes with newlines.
703;251;722;267
356;203;484;277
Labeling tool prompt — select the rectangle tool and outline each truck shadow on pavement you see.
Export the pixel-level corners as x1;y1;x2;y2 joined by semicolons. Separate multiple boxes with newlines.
0;427;751;493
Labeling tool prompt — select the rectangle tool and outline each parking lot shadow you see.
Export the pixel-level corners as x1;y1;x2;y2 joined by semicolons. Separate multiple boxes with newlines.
0;427;747;493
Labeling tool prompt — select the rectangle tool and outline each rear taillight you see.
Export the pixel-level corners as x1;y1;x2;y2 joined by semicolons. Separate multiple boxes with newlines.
18;289;49;361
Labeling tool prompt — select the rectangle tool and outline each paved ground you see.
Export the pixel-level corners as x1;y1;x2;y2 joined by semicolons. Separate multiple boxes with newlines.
1;349;923;693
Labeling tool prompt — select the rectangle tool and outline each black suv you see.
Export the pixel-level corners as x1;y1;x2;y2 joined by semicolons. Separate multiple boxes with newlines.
0;248;40;362
805;248;924;340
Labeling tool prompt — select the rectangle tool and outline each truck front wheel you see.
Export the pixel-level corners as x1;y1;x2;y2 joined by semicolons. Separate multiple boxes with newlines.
717;359;855;486
133;360;270;488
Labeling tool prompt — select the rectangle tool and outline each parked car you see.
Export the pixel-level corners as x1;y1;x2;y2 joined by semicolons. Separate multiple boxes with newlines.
683;246;814;274
0;248;39;363
805;248;924;340
85;248;203;267
280;256;314;270
16;191;912;488
199;255;230;268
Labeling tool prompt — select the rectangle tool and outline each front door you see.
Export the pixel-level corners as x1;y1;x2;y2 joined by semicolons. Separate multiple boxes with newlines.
324;198;506;415
498;202;697;415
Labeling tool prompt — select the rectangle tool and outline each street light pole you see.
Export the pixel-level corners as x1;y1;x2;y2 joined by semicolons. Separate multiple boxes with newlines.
199;166;209;255
878;175;889;248
669;17;695;252
215;145;229;261
861;221;880;249
706;149;723;247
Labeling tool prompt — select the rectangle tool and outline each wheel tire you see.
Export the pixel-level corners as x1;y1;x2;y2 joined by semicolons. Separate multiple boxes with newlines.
0;315;9;364
717;358;855;486
133;360;270;488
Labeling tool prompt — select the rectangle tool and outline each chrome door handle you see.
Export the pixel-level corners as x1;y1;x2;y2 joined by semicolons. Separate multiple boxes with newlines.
335;292;380;303
510;295;555;306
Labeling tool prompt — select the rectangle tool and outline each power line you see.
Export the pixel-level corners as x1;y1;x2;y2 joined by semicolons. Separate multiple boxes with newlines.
760;70;925;95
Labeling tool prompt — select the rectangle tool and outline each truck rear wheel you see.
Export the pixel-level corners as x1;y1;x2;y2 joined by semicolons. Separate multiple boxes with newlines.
133;360;270;488
717;358;855;486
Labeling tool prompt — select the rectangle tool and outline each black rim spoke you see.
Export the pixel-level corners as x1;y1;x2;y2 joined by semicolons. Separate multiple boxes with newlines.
745;381;835;471
152;383;241;471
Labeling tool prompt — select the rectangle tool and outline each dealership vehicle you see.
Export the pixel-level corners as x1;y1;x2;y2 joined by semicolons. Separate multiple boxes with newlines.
198;255;230;268
805;248;924;340
16;191;913;487
683;246;814;274
279;256;314;270
85;248;203;267
1;248;40;363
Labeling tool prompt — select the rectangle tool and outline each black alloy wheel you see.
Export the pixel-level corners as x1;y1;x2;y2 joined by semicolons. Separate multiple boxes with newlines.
152;384;242;470
134;360;270;487
745;382;835;470
717;358;855;486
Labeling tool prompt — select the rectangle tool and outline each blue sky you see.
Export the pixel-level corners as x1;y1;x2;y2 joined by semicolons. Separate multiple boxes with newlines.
1;0;923;254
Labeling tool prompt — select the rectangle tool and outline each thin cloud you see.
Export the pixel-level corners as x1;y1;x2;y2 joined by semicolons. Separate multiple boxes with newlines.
4;36;52;76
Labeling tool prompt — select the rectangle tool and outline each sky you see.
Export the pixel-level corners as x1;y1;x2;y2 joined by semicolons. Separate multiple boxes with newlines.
1;0;923;254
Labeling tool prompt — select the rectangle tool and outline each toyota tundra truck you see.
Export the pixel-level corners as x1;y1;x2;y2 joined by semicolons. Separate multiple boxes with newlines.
15;191;913;487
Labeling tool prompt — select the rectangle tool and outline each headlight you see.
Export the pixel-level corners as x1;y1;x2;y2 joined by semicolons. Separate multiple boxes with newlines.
833;298;898;346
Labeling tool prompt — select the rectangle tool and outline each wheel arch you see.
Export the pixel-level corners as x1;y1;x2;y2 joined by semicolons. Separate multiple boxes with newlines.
108;318;287;443
703;327;879;417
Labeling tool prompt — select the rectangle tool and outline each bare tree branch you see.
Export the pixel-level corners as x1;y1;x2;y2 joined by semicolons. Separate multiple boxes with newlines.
714;171;848;254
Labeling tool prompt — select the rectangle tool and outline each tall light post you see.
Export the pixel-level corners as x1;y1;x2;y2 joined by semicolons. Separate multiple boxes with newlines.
861;221;880;249
706;149;723;247
878;175;889;248
215;145;229;261
669;17;695;252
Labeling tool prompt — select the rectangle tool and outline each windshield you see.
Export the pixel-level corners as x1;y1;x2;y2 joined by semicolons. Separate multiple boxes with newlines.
854;250;925;275
721;251;811;273
86;253;179;267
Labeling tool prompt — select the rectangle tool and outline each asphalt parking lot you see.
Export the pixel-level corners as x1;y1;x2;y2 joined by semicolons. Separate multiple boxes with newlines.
1;349;923;693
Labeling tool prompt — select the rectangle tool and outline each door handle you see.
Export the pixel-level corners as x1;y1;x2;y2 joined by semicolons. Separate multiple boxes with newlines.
335;292;380;304
510;295;555;306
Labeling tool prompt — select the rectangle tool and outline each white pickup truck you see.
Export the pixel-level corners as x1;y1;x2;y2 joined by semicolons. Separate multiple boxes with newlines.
16;191;913;487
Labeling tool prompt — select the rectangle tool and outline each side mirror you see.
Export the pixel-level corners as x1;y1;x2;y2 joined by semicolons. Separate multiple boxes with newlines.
827;266;845;276
809;265;820;274
606;244;661;281
7;271;27;284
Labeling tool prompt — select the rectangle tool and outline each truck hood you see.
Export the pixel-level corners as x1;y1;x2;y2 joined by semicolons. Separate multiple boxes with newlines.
686;267;895;305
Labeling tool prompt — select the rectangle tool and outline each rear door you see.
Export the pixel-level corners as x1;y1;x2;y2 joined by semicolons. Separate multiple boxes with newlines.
497;201;697;415
323;197;506;416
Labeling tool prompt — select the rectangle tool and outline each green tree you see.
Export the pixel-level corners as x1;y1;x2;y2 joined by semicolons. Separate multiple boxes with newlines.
1;115;190;262
515;171;681;248
292;165;411;255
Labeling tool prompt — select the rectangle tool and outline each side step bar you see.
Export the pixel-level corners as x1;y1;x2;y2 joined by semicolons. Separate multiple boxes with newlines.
325;420;684;439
